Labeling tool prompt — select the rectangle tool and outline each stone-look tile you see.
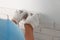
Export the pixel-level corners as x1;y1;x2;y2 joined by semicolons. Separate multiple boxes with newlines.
55;23;60;31
34;33;52;40
41;28;60;37
53;37;60;40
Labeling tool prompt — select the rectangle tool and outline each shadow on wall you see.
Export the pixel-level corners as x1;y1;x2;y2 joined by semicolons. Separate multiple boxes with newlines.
38;13;55;29
39;13;54;23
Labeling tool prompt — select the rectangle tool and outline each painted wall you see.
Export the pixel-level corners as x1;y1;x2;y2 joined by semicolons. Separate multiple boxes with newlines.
0;0;60;22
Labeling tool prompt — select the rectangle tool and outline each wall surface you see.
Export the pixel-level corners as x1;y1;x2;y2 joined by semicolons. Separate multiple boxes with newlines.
34;13;60;40
0;0;60;22
0;0;60;40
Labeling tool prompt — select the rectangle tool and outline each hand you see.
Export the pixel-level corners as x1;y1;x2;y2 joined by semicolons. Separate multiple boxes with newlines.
12;10;28;24
25;14;40;28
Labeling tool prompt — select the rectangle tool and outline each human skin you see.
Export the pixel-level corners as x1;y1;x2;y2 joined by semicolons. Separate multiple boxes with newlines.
12;13;34;40
24;23;34;40
12;19;34;40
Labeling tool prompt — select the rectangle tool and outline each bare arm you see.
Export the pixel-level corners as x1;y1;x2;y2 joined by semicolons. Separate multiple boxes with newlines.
12;19;18;24
24;23;34;40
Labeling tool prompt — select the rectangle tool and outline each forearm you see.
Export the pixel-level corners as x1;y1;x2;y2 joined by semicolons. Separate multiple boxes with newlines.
12;19;18;24
24;23;34;40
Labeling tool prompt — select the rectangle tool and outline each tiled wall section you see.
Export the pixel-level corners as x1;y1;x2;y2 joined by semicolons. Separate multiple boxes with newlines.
34;14;60;40
0;7;60;40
